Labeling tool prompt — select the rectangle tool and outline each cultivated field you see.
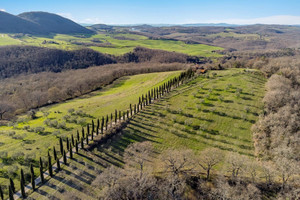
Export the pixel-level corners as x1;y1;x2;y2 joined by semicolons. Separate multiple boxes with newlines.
27;68;266;199
0;33;223;57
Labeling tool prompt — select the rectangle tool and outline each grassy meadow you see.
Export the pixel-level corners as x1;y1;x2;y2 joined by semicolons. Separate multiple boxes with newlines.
27;68;266;199
0;71;181;194
0;33;223;57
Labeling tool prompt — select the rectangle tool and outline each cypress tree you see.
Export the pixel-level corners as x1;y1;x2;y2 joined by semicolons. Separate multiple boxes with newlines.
119;111;121;121
115;110;118;123
69;144;73;159
8;185;13;200
56;158;60;171
59;137;63;155
137;103;140;112
91;129;94;141
81;138;84;149
71;134;75;146
39;157;44;183
87;124;90;137
101;117;104;133
48;152;53;177
75;140;79;153
63;150;67;165
82;127;85;139
9;178;15;193
127;110;129;119
110;113;113;126
66;137;69;151
123;111;126;120
77;130;80;141
130;104;132;116
96;119;100;135
139;97;141;105
134;104;137;114
105;115;108;130
30;164;35;191
20;168;25;185
0;185;3;200
20;177;26;198
53;146;57;161
86;132;89;145
92;120;95;133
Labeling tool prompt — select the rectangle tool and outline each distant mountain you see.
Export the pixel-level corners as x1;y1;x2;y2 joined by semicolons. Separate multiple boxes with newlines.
0;11;94;35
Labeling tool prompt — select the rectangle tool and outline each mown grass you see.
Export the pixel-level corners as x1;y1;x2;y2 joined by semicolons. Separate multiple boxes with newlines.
0;71;181;194
28;68;266;199
0;33;223;57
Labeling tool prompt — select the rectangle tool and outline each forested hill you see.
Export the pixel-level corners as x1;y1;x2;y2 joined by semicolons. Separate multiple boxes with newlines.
0;46;197;79
0;11;94;34
0;46;116;78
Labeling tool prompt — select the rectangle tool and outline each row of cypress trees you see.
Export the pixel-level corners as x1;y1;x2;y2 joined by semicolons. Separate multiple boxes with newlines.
4;69;194;200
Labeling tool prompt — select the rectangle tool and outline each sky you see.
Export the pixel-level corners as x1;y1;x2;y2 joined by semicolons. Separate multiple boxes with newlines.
1;0;300;25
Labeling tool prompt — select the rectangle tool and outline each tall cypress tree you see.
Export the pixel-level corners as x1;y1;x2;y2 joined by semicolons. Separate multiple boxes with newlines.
91;129;94;141
119;111;121;121
87;124;90;136
66;137;69;151
110;113;113;126
81;138;84;149
39;157;44;183
115;110;118;123
123;111;126;120
48;152;53;177
101;117;104;133
127;110;129;119
82;127;85;139
77;130;80;141
56;158;60;171
86;132;89;145
134;104;137;114
8;185;13;200
92;120;95;133
30;164;35;191
69;144;73;159
63;150;67;165
20;177;26;198
105;115;109;130
9;178;15;193
53;146;57;161
130;104;132;116
71;134;75;146
75;140;79;153
20;168;25;185
59;137;63;155
0;185;4;200
96;119;100;135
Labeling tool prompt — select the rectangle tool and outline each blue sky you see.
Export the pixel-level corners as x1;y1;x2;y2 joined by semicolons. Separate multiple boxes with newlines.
1;0;300;24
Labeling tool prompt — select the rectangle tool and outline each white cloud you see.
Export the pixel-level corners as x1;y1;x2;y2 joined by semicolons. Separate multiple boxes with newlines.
57;13;75;21
206;15;300;25
0;8;6;12
79;18;104;25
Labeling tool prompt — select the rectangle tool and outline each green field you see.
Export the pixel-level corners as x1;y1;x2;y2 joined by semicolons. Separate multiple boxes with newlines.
27;68;266;199
0;71;181;194
0;33;223;57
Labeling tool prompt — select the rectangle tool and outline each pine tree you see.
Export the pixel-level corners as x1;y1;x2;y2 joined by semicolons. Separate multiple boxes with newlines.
8;185;14;200
39;157;44;183
71;134;75;146
63;150;67;165
53;146;57;161
30;164;35;191
59;137;63;155
9;178;15;193
0;185;4;200
20;168;25;185
20;177;25;198
56;158;60;171
48;152;53;177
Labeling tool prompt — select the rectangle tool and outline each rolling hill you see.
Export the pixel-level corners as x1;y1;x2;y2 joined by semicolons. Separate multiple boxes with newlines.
0;11;94;35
